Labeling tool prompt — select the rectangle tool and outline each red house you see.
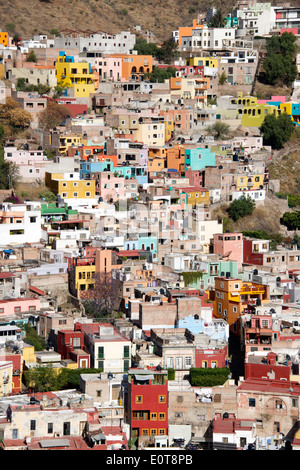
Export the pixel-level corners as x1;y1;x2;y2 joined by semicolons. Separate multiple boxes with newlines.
195;345;228;369
57;329;90;368
127;368;168;447
0;351;22;394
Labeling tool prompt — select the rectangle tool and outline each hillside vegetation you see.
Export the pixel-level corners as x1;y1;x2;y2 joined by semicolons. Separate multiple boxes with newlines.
2;0;214;42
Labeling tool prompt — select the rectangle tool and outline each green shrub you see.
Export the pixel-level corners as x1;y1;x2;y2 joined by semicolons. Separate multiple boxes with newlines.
189;367;231;387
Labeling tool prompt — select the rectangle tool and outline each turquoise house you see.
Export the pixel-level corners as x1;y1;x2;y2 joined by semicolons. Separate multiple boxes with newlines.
184;148;215;171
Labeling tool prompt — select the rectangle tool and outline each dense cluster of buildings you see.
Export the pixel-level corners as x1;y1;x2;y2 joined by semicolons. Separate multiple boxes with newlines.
0;0;299;452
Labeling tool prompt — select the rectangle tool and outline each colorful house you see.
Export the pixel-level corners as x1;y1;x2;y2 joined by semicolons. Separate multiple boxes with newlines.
184;147;215;171
0;32;9;48
55;52;96;97
175;186;210;206
211;276;270;334
186;56;219;68
45;172;95;200
127;368;168;447
68;255;96;298
108;54;153;81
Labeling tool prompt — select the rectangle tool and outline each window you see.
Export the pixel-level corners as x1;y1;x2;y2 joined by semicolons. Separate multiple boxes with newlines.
177;395;183;403
124;345;130;358
14;306;21;313
274;422;280;433
159;413;166;421
63;422;71;435
142;429;149;436
150;413;157;421
13;429;18;439
136;395;143;404
158;395;166;403
30;420;36;431
48;423;53;434
292;398;298;408
98;346;104;359
159;429;166;435
249;398;256;407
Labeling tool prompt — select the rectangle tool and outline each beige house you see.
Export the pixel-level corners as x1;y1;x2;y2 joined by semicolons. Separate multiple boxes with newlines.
0;361;13;397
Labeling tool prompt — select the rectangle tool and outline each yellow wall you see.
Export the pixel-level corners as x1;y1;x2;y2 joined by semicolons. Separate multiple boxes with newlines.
75;264;96;293
186;57;219;68
185;189;210;206
45;173;95;199
237;173;264;190
55;54;96;97
241;104;281;127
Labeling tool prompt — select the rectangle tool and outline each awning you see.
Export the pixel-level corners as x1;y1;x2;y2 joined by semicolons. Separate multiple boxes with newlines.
29;286;45;296
3;249;13;254
134;374;154;381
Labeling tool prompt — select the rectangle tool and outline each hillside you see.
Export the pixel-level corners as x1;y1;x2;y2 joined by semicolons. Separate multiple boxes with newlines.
2;0;213;43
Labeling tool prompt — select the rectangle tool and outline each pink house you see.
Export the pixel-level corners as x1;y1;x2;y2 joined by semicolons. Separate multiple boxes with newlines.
213;232;243;270
0;297;41;316
93;171;125;201
4;147;48;182
91;55;123;81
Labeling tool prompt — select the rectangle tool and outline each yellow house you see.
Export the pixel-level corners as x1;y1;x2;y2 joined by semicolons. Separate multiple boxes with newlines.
164;119;174;142
55;52;96;97
176;187;210;206
58;133;84;155
45;172;95;199
241;103;281;127
72;262;96;296
237;173;264;191
22;343;37;365
186;56;219;68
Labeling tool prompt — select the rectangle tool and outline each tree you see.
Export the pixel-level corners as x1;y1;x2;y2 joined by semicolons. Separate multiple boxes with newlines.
39;189;57;202
145;66;177;83
6;108;32;129
259;113;294;150
218;71;227;85
262;32;298;86
81;271;123;319
157;40;179;64
228;194;256;222
38;101;69;130
208;8;227;28
24;364;58;392
26;50;38;63
134;38;159;57
206;121;231;140
280;211;300;230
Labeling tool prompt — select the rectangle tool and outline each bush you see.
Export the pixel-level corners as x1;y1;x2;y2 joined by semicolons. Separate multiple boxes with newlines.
189;367;231;387
259;113;294;150
228;194;256;222
39;190;56;202
167;368;175;380
280;211;300;230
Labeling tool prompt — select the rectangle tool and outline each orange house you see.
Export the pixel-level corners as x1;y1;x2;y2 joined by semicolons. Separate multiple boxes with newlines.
211;277;270;334
177;19;203;46
108;54;153;81
166;144;185;171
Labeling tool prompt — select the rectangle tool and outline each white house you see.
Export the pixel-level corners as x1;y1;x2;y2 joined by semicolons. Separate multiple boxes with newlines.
0;202;42;245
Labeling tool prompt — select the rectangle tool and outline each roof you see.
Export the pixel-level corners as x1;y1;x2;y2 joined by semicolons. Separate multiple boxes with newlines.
29;286;45;296
116;250;142;257
0;272;15;279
